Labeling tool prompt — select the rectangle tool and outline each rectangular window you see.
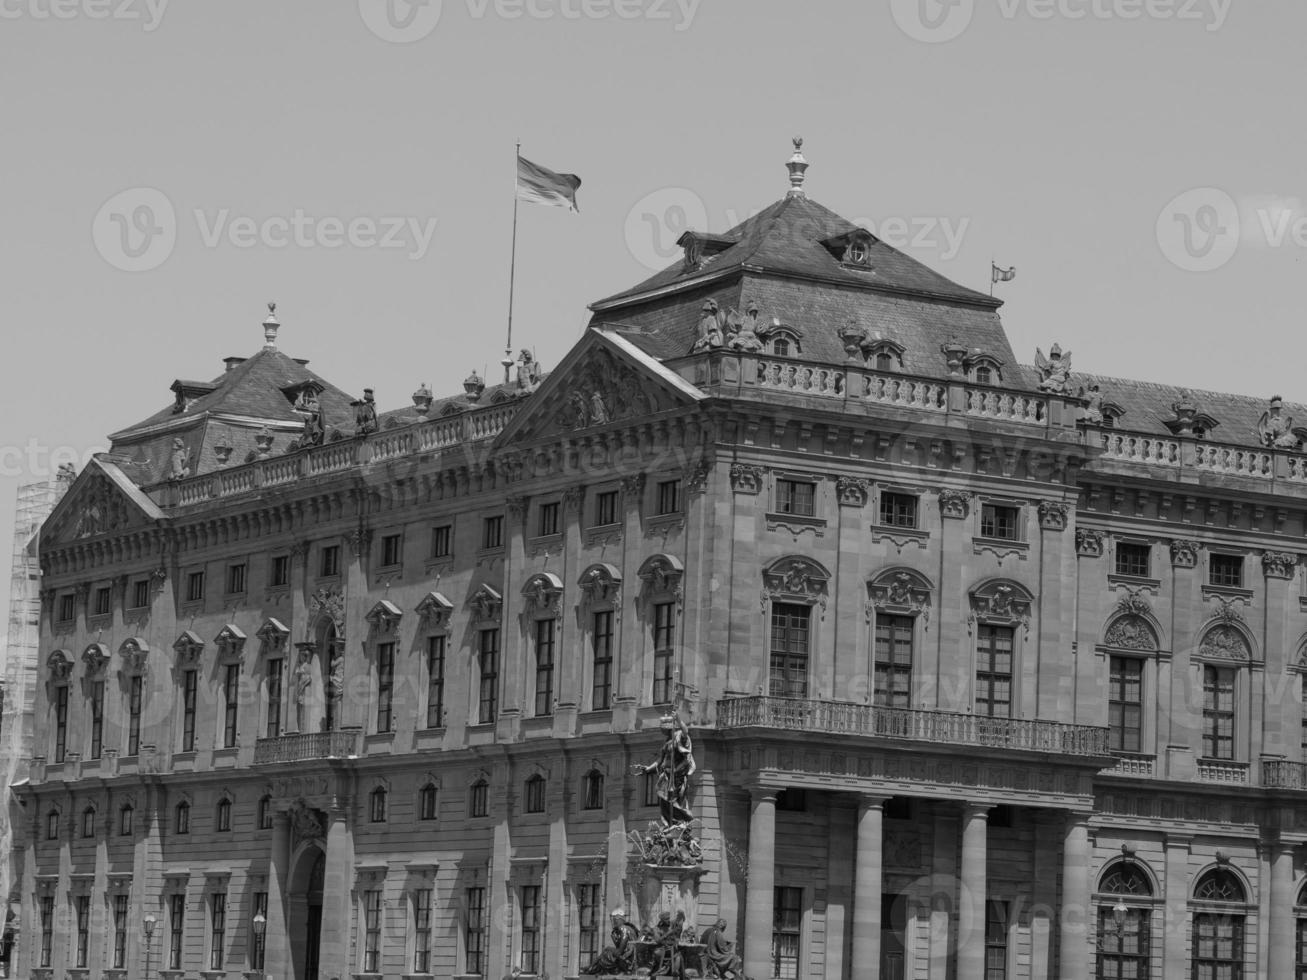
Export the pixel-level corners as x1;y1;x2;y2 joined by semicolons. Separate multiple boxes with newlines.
414;888;433;974
269;554;290;587
169;893;185;970
874;615;914;708
320;544;340;578
1109;657;1143;753
578;882;601;971
132;579;150;609
363;890;382;973
1098;906;1149;980
266;658;283;738
479;629;499;724
225;562;246;595
535;619;555;717
39;895;53;968
94;586;111;616
431;524;452;558
1203;665;1236;760
470;781;489;818
520;885;542;974
210;893;226;970
1210;553;1244;588
482;515;504;550
1298;918;1307;980
54;685;68;763
186;570;205;603
643;771;659;808
75;894;90;967
773;886;802;980
182;669;197;752
594;490;619;526
985;901;1009;980
223;664;240;748
653;601;676;705
58;592;74;623
127;675;142;756
656;479;682;516
976;625;1014;718
380;533;402;567
879;491;918;529
466;886;486;976
427;635;446;728
113;894;129;968
252;892;267;970
89;680;104;760
1194;913;1244;980
769;603;810;698
376;642;395;733
980;504;1020;540
538;501;560;536
592;610;614;710
1115;542;1151;578
776;479;815;517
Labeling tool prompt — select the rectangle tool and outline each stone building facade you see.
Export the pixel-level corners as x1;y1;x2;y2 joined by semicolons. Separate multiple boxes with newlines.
10;148;1307;980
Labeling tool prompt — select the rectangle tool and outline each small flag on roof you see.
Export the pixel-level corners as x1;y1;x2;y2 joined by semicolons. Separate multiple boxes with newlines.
516;155;582;212
992;263;1016;284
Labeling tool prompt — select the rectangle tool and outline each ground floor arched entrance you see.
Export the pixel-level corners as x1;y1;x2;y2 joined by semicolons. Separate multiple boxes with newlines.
287;845;326;980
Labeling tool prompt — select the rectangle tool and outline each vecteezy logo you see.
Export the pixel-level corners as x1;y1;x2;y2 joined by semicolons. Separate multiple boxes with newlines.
623;187;710;273
890;0;975;43
1155;187;1240;273
92;187;178;272
358;0;443;42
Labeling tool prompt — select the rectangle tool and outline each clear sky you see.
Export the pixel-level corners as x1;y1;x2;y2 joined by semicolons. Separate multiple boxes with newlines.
0;0;1302;609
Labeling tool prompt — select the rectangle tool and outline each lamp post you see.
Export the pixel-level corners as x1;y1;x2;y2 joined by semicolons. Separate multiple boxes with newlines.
252;911;267;980
142;911;157;980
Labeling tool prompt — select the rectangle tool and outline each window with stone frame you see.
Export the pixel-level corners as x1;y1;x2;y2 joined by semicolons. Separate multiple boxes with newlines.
216;797;232;832
482;514;504;550
38;895;53;967
168;892;185;969
577;882;602;971
375;641;395;734
419;782;438;821
538;500;561;537
478;629;499;724
181;668;198;752
413;887;434;974
873;614;913;708
369;786;387;823
222;663;240;748
89;679;104;760
878;491;918;529
126;675;143;756
112;893;129;968
362;890;382;973
583;769;604;810
175;801;190;835
1202;665;1237;760
186;569;205;603
252;892;268;971
379;532;402;568
976;625;1014;718
656;478;682;516
769;603;810;699
269;554;290;588
776;478;816;518
652;601;676;705
132;578;150;609
209;892;227;970
45;808;59;841
773;886;803;979
980;503;1020;541
593;489;620;527
1115;541;1152;578
985;900;1009;980
53;683;68;763
470;779;489;818
57;592;74;623
466;886;487;975
225;562;247;595
319;544;341;578
1108;657;1144;754
592;610;614;710
265;658;283;738
534;618;556;717
81;805;95;838
259;795;273;830
93;585;112;616
1192;870;1247;980
119;803;133;836
520;884;542;974
431;523;452;558
1209;553;1244;588
427;634;446;728
1096;862;1152;980
524;774;546;814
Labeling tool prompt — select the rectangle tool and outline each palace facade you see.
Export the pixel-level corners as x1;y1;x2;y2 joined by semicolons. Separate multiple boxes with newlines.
10;146;1307;980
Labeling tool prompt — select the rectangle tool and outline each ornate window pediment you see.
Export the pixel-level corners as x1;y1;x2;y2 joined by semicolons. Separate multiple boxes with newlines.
578;564;621;608
762;556;832;611
866;568;934;626
365;600;403;636
172;631;204;665
968;579;1034;636
119;637;150;673
1198;623;1253;663
638;554;684;608
256;618;290;655
1098;860;1154;897
416;591;455;631
1104;615;1158;651
47;649;73;681
81;643;110;676
521;573;564;617
214;624;247;659
468;585;503;626
309;587;346;637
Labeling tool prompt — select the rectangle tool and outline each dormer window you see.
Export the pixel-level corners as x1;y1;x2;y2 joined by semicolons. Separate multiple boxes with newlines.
975;366;992;385
820;228;876;270
676;231;734;274
773;338;791;357
965;353;1005;386
169;379;218;414
862;338;906;373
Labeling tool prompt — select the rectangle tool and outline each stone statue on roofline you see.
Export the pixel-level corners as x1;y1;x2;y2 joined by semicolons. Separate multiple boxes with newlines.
515;349;542;392
168;438;191;481
691;300;726;353
1035;344;1073;393
352;389;378;436
724;302;764;353
1258;396;1300;449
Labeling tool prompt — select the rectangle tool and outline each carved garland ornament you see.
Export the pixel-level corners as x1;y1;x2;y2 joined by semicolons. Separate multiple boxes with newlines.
683;458;711;495
967;581;1034;637
215;625;247;659
638;554;685;608
416;592;455;631
81;643;111;676
172;631;203;666
1037;501;1070;531
309;587;346;638
866;570;933;627
578;564;621;608
730;464;765;495
364;601;403;636
47;649;73;681
761;556;831;613
256;618;290;655
468;585;503;626
1076;528;1105;557
1263;551;1297;579
1199;625;1251;662
836;477;869;508
1170;540;1200;568
939;489;972;520
521;573;565;616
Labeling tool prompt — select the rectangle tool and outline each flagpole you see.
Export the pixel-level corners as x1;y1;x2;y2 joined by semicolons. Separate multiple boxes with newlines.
504;140;521;385
990;257;994;297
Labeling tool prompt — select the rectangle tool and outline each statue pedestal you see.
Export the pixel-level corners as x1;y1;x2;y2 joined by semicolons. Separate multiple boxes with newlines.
629;864;707;936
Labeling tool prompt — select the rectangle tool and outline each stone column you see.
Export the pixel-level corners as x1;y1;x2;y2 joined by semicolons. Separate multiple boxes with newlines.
1268;841;1296;980
1059;813;1091;980
743;789;777;980
264;812;292;980
957;804;989;978
852;795;886;973
318;807;354;980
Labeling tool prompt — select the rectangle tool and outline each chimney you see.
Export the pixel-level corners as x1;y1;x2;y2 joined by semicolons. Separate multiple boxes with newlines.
223;357;247;373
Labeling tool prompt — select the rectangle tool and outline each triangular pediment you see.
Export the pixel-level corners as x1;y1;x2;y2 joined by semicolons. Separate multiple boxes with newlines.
42;458;166;547
494;329;705;447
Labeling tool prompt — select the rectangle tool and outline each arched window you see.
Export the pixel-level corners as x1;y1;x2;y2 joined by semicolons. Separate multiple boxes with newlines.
175;802;190;835
81;806;96;839
369;787;387;823
772;338;790;357
975;365;992;385
46;809;60;841
216;798;232;832
876;351;894;371
1192;868;1248;980
1096;860;1153;980
258;795;272;830
419;783;438;821
524;775;546;814
119;804;134;837
582;770;605;810
1296;881;1307;978
469;779;489;818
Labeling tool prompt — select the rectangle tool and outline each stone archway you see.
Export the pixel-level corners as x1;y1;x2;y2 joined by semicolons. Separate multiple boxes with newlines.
286;845;326;980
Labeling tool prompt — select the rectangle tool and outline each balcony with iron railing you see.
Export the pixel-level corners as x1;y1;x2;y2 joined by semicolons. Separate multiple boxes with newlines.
253;729;361;765
1263;759;1307;790
715;696;1111;757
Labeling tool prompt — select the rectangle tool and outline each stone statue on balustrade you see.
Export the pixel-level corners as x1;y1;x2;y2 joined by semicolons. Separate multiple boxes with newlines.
1035;344;1073;394
1259;396;1301;449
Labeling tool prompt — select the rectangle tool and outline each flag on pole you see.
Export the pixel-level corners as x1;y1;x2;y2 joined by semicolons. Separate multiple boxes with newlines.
516;155;582;212
992;263;1016;284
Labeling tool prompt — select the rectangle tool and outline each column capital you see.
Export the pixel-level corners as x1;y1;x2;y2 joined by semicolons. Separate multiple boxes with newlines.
747;786;779;804
856;793;891;813
962;802;992;820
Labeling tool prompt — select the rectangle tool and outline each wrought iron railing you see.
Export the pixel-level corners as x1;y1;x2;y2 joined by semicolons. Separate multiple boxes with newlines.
1263;759;1307;790
715;696;1111;756
253;729;361;765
